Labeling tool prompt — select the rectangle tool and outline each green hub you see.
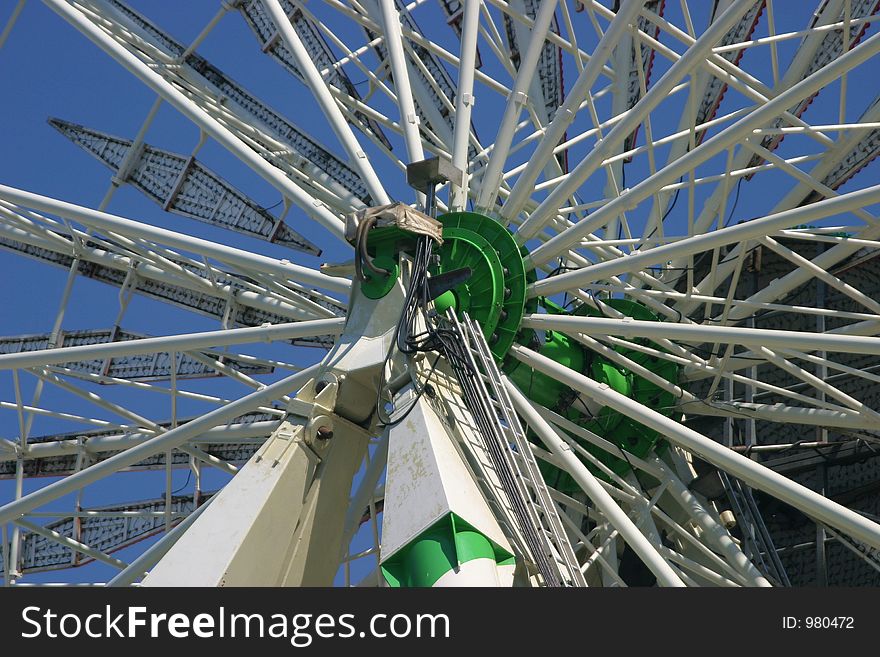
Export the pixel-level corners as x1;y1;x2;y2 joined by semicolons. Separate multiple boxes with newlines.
359;208;682;484
361;254;399;299
432;211;534;360
505;298;681;486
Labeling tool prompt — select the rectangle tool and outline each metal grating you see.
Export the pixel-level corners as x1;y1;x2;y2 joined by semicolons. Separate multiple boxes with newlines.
502;0;564;123
0;411;276;479
0;494;215;574
746;0;880;172
363;0;480;162
621;0;665;158
95;0;372;207
49;118;320;255
802;95;880;204
695;0;766;144
502;0;566;170
0;231;341;346
683;237;880;585
437;0;483;68
236;0;392;150
0;327;273;381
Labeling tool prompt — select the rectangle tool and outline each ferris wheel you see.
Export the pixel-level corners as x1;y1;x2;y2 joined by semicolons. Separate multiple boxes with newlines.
1;0;880;587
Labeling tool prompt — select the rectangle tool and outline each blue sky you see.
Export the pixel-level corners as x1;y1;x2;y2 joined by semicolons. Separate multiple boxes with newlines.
1;1;879;584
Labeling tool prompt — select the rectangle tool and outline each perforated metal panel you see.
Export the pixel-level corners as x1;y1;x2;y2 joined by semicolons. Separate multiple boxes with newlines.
363;0;481;163
746;0;880;170
0;411;275;479
695;1;766;144
49;118;320;255
98;0;372;207
0;327;273;380
0;494;215;574
236;0;392;150
802;96;880;203
683;237;880;585
502;0;565;123
0;233;341;346
438;0;483;68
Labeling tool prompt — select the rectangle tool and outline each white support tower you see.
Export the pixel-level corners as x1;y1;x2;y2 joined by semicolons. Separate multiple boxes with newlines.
1;0;880;589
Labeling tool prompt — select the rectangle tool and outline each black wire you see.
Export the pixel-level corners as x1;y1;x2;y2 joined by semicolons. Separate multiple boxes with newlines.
171;470;192;495
637;177;683;251
374;235;469;427
723;177;745;228
379;354;443;427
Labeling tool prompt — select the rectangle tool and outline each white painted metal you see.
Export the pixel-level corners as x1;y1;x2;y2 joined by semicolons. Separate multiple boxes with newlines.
502;0;648;227
504;378;686;587
526;27;880;267
262;0;390;206
4;0;880;588
516;0;758;243
0;319;344;370
380;395;515;586
449;0;481;210
520;314;880;356
0;365;321;526
42;0;351;240
475;0;558;212
0;184;349;294
509;344;880;550
377;0;424;170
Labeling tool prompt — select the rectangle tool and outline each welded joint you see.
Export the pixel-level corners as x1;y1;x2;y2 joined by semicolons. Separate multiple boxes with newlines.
0;438;19;455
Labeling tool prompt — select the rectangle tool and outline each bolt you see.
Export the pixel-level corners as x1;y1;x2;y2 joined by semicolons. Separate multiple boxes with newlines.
316;426;334;441
719;510;737;530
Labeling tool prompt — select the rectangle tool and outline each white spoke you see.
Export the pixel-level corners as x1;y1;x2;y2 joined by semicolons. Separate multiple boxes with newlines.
3;0;880;587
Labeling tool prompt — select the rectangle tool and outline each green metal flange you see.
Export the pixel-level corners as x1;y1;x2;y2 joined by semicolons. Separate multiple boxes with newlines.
424;211;681;483
381;512;514;587
432;211;534;360
508;297;682;487
360;254;399;299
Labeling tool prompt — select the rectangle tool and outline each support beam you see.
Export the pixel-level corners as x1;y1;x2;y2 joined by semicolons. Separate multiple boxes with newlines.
377;0;424;168
503;0;647;227
0;319;344;370
0;421;279;465
0;364;321;526
525;28;880;267
449;0;481;209
505;378;686;587
475;0;558;211
0;184;349;294
42;0;349;240
508;344;880;550
520;314;880;356
516;0;757;242
261;0;390;205
107;497;214;587
529;182;880;296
